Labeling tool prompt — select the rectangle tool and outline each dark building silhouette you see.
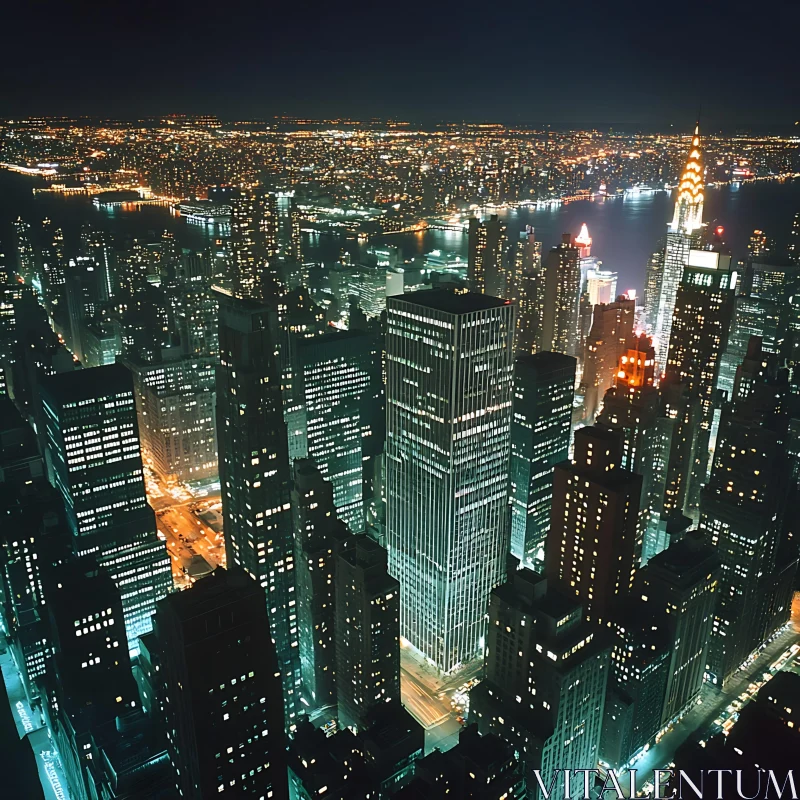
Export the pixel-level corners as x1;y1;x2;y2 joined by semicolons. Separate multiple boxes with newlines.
151;567;288;799
216;291;300;725
546;426;642;625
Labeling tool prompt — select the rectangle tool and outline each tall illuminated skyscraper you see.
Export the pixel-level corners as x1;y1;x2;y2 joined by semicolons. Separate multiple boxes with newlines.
538;234;581;357
215;291;301;727
509;352;576;566
471;568;610;800
335;535;400;731
639;530;719;727
789;211;800;264
294;329;380;532
701;345;796;682
386;289;515;672
665;249;735;427
582;295;635;421
515;227;544;355
546;426;642;626
291;459;349;712
40;364;172;652
649;127;705;377
596;334;665;564
467;215;508;296
230;193;266;300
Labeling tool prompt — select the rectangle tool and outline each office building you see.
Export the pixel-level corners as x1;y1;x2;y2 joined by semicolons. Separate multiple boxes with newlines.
289;705;423;799
43;557;147;800
515;227;544;355
13;217;37;285
294;329;379;532
151;568;289;799
649;127;705;377
700;348;795;682
639;530;719;726
664;248;735;427
40;364;172;651
46;556;138;722
546;426;642;625
600;602;670;769
471;568;610;800
398;725;527;800
468;215;508;296
336;535;400;731
230;193;266;300
80;321;122;368
716;293;782;401
596;335;667;564
582;295;635;421
538;234;581;357
291;459;350;712
270;190;302;261
386;290;515;672
789;212;800;264
216;291;301;726
124;352;218;485
509;352;576;566
586;267;618;307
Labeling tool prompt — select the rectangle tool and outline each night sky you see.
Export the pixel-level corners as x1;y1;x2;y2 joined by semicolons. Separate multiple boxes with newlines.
2;0;798;128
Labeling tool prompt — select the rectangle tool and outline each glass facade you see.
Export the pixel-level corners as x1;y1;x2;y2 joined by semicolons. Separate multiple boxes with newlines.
40;363;172;652
386;289;515;672
509;352;576;566
215;291;301;728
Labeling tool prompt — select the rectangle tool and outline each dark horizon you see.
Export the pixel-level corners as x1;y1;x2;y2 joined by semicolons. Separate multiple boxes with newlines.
2;0;798;128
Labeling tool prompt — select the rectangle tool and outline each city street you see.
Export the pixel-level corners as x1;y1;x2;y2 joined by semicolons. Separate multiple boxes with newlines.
399;641;483;755
144;460;225;587
625;608;800;794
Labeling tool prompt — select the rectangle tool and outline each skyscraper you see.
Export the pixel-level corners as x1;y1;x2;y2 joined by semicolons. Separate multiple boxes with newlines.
46;556;137;722
215;290;301;726
230;193;266;300
467;215;508;296
789;211;800;265
649;127;705;377
600;601;670;770
664;248;736;427
151;567;289;799
596;334;665;564
538;234;581;357
515;227;544;355
124;352;218;485
639;530;719;726
471;567;610;800
508;352;576;566
546;426;642;625
40;364;172;651
386;289;515;672
582;295;635;422
336;535;400;732
700;346;795;682
292;459;350;712
586;267;618;307
716;293;782;402
294;329;379;532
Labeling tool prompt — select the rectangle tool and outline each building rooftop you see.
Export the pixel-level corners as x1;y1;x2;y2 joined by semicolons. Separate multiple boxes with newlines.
159;566;261;622
515;351;577;371
40;363;132;405
391;288;509;314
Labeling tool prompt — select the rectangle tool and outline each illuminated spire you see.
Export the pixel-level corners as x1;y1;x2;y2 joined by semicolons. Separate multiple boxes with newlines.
575;223;592;258
671;124;704;233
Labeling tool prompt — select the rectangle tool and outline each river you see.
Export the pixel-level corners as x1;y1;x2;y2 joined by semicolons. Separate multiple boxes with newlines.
1;171;799;296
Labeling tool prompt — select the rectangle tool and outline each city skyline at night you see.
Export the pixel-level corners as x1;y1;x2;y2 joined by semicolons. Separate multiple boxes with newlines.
1;8;800;796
